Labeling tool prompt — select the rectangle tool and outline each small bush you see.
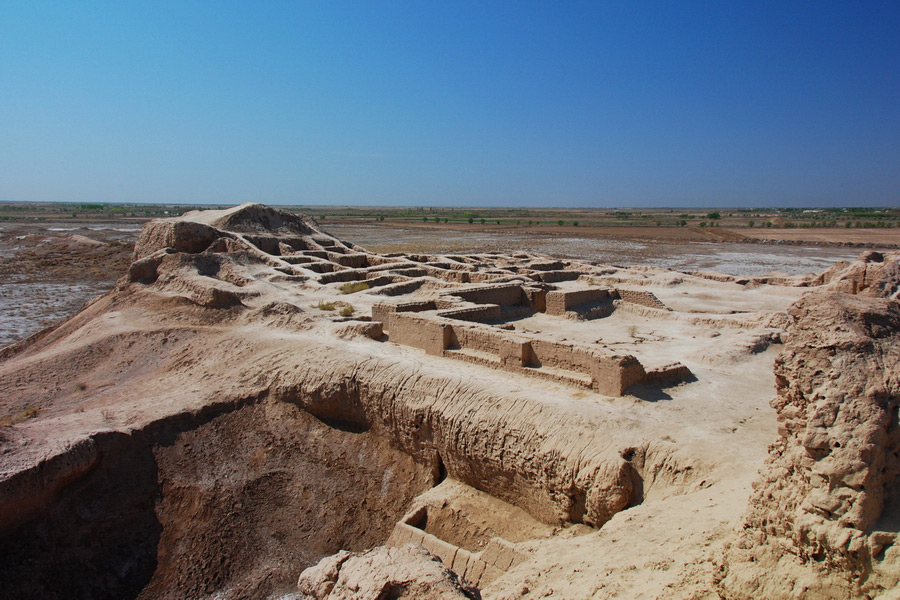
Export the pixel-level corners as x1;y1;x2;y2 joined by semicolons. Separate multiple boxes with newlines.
340;281;370;294
0;406;40;426
339;305;355;317
312;300;336;311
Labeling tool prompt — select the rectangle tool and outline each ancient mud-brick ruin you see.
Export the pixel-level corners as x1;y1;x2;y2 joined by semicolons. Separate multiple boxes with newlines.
1;204;897;599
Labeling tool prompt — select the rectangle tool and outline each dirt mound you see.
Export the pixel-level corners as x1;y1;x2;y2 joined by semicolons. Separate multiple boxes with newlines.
205;203;317;236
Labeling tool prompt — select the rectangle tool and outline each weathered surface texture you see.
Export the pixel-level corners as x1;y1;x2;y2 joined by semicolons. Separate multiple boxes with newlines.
3;204;894;599
296;544;481;599
720;254;900;598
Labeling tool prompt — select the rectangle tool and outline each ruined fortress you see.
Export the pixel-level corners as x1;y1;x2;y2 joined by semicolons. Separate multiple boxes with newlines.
1;204;897;599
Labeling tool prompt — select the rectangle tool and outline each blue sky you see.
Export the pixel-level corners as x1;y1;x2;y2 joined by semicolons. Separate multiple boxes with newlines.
1;2;898;207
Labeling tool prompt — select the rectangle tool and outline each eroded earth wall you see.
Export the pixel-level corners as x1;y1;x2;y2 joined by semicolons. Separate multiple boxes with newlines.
720;254;900;598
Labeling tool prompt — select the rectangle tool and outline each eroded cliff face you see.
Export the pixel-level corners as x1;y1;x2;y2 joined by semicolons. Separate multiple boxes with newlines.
1;204;894;599
720;253;900;599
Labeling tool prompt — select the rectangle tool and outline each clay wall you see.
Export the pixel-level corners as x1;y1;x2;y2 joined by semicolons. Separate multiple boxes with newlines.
371;301;435;330
591;355;646;395
545;288;610;316
374;296;648;396
319;270;364;284
447;284;525;306
526;260;564;271
523;287;547;312
389;313;451;356
533;270;583;283
328;253;369;268
447;322;507;355
528;340;646;395
645;362;693;384
438;304;502;323
426;267;471;284
387;523;503;586
366;261;419;272
360;275;395;289
616;288;669;310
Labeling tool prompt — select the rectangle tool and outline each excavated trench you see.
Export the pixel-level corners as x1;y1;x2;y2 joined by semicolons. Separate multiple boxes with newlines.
0;348;655;599
0;393;436;600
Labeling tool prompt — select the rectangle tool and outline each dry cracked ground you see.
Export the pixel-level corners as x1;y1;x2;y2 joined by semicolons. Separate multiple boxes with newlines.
0;204;898;599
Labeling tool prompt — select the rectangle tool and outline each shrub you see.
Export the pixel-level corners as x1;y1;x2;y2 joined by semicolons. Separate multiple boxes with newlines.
340;281;370;294
312;300;336;311
0;406;40;426
339;305;355;317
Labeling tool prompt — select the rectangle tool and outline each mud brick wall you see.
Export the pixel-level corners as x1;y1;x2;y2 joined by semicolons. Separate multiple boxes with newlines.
533;270;583;283
447;284;526;306
327;252;369;267
438;304;502;323
529;340;646;395
591;354;646;395
389;313;452;356
371;301;436;330
447;322;508;355
616;288;669;310
523;286;547;312
545;288;610;316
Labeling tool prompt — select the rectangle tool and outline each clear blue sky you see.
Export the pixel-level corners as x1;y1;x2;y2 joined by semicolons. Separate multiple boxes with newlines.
1;1;898;207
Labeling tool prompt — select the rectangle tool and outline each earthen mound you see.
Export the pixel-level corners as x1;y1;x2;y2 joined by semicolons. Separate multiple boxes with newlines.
205;202;318;236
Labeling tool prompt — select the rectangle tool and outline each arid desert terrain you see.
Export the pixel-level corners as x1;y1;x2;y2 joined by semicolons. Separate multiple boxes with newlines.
0;204;898;599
